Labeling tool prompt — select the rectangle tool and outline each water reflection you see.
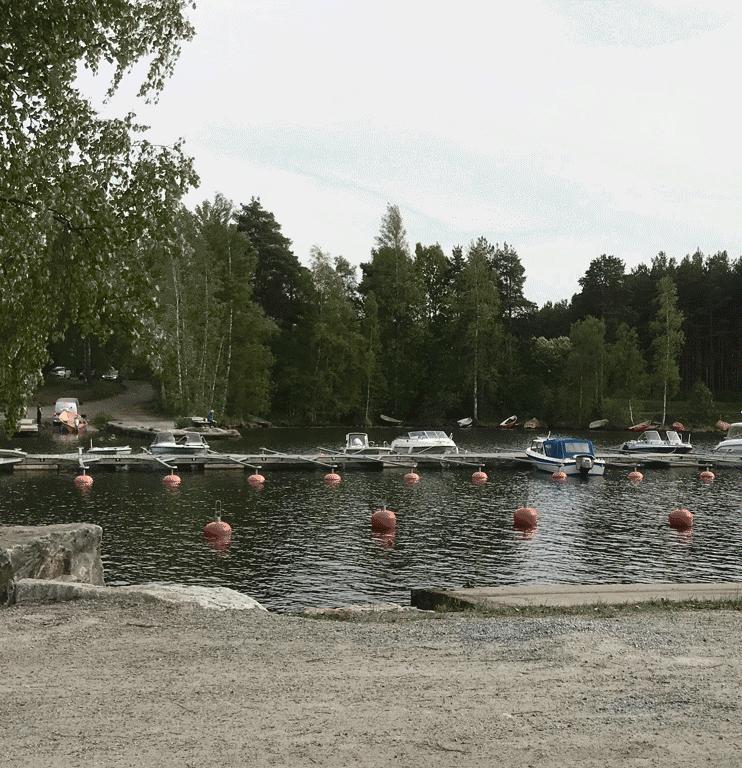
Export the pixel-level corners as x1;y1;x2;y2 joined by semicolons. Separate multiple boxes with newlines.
0;428;740;611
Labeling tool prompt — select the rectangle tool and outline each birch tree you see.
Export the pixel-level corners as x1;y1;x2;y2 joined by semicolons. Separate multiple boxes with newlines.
650;276;685;425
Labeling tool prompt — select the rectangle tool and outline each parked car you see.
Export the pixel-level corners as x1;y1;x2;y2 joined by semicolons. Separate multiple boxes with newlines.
101;367;120;381
49;365;72;379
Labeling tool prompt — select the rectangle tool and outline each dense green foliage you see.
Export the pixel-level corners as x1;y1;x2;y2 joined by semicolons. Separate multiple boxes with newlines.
0;0;197;431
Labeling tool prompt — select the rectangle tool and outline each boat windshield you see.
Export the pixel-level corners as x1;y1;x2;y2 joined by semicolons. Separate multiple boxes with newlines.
561;441;593;457
726;424;742;439
154;432;174;443
346;433;368;448
182;433;204;446
640;431;661;443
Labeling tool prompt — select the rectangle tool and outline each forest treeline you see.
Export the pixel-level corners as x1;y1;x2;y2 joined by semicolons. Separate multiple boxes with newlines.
61;195;741;428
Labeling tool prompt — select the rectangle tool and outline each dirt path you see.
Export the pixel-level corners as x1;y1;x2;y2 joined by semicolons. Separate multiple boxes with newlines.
1;602;739;767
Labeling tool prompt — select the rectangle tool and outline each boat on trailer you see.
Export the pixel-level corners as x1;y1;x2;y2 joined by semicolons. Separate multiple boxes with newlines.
149;431;210;455
525;435;605;476
620;430;693;455
389;430;459;455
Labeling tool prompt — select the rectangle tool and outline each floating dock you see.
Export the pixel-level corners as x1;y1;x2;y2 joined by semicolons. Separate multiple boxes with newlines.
3;448;741;473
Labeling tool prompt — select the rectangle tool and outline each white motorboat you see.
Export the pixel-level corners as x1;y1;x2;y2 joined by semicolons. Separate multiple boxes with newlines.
86;443;132;456
525;436;605;476
457;417;473;428
149;431;210;455
340;433;394;457
389;430;458;455
620;430;693;455
712;422;742;454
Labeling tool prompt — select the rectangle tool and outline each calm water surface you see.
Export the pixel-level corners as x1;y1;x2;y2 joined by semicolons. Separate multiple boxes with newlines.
1;428;740;611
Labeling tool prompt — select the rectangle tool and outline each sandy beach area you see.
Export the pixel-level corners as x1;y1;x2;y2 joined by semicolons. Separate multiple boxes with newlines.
1;599;739;767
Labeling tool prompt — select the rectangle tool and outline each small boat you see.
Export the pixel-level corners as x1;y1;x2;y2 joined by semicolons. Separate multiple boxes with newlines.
340;433;394;457
380;414;403;425
620;430;693;455
498;415;518;429
523;417;545;430
86;442;132;456
149;431;210;455
716;419;731;432
525;436;605;476
588;419;609;430
457;417;473;428
389;430;458;455
712;422;742;454
14;418;39;436
627;420;659;432
53;397;86;433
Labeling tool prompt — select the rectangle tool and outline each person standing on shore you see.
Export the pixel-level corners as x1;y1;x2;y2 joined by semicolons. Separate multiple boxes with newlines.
36;404;42;426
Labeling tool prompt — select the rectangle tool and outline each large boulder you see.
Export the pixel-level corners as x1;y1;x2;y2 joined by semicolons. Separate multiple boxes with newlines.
13;579;266;611
0;524;104;604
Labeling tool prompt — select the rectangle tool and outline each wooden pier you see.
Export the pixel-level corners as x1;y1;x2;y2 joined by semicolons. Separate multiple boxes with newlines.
3;448;741;473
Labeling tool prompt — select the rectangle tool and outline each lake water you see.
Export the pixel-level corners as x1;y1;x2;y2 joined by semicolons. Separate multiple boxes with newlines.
1;428;740;611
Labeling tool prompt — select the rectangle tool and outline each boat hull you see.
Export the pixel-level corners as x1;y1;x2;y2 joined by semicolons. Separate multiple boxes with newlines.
621;445;693;455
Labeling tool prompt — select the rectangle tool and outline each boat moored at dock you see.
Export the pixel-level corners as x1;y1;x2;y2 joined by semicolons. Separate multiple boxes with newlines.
525;436;605;476
620;430;693;455
389;430;458;455
340;433;394;457
712;422;742;454
149;431;210;456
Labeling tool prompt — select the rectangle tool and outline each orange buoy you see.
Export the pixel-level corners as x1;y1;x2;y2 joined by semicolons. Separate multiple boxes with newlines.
551;469;567;482
668;508;693;530
628;468;644;483
324;470;342;486
203;514;232;538
247;471;265;488
514;506;538;530
404;470;421;485
699;468;715;483
471;468;488;485
371;505;396;531
74;472;93;489
162;471;181;487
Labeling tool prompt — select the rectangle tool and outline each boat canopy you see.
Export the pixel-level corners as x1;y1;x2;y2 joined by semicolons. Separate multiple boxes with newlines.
346;433;370;448
726;423;742;439
542;438;595;459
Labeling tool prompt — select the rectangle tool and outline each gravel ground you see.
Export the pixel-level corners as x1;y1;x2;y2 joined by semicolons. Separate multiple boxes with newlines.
0;601;739;767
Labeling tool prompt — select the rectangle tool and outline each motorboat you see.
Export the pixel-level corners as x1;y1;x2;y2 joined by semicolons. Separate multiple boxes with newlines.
712;422;742;454
620;430;693;455
340;433;394;457
86;442;132;456
525;436;605;476
523;417;545;430
149;431;210;455
389;430;458;455
499;415;518;429
457;417;473;428
380;414;403;425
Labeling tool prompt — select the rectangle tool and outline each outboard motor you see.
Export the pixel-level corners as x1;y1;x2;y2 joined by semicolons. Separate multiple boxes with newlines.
574;455;594;475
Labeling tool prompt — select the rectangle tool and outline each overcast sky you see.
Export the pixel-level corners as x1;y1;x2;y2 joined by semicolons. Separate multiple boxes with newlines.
81;0;742;305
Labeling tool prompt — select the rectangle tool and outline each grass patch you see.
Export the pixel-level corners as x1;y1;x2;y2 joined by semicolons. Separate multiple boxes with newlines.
35;379;126;405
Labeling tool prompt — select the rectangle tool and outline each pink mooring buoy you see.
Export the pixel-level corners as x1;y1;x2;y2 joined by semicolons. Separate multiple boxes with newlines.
74;472;93;489
668;508;694;530
371;505;397;531
699;468;715;483
627;468;644;483
324;470;342;486
247;471;265;488
471;468;488;486
162;471;181;487
514;506;538;530
551;469;567;482
404;470;420;486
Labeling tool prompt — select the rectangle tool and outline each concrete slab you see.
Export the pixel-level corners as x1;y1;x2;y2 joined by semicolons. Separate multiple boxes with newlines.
411;582;742;611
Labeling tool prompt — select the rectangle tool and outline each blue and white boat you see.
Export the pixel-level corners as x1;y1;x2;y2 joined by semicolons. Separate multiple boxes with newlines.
525;435;605;476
